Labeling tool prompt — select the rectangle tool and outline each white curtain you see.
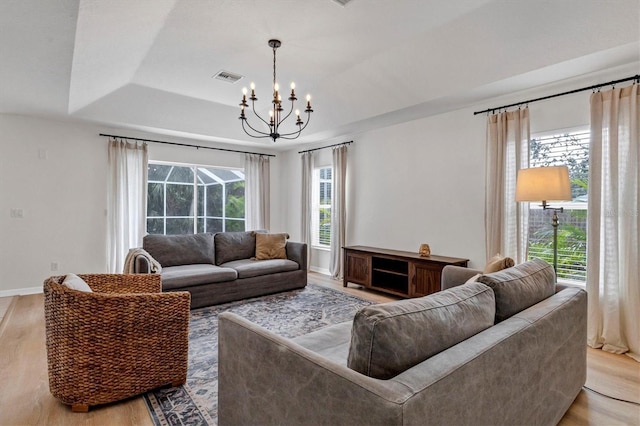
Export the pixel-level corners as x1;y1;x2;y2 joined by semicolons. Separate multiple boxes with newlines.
106;138;148;273
485;109;530;263
244;154;270;231
301;152;314;270
330;145;347;279
587;83;640;361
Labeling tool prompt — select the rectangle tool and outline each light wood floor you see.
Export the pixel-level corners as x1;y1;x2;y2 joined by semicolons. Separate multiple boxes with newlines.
0;272;638;425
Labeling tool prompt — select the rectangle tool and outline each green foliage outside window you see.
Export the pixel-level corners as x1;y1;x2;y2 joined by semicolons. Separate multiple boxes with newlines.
528;132;588;282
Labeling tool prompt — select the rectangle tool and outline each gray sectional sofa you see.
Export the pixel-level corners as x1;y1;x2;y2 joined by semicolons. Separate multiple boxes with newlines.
218;259;587;425
134;231;307;308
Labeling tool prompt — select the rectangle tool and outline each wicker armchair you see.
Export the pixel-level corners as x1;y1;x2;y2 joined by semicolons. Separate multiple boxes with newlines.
43;274;190;412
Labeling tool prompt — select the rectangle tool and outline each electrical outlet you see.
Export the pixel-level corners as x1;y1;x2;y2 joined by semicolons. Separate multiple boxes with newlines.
51;262;59;272
10;208;24;218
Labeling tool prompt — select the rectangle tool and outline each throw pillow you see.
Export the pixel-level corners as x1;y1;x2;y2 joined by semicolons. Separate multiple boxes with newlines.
477;258;555;322
61;273;92;292
347;282;495;379
254;233;289;260
483;253;515;273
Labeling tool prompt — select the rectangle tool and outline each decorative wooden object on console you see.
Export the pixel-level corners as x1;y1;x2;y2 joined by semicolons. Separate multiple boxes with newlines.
419;243;431;257
343;246;468;298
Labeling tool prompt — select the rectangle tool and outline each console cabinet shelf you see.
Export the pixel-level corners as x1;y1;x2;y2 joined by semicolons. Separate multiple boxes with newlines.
343;246;468;298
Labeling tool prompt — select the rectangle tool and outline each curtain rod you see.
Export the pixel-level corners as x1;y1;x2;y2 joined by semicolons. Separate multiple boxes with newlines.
473;74;640;116
99;133;276;157
298;141;353;154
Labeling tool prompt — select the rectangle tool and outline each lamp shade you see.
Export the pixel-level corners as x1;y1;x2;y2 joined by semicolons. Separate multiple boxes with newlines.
515;166;571;202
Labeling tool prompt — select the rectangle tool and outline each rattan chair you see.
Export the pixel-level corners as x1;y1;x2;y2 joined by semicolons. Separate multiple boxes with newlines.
43;274;190;412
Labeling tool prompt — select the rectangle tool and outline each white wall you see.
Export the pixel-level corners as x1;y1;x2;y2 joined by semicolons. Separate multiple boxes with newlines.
0;115;108;294
0;114;280;295
280;77;599;272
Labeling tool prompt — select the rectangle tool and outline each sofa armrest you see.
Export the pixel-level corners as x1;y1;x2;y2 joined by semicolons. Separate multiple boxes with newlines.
218;312;412;426
134;255;151;273
441;265;481;290
285;241;307;270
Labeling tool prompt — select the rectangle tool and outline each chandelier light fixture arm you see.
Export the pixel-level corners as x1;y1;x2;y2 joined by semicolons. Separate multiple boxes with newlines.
239;39;313;142
240;118;272;139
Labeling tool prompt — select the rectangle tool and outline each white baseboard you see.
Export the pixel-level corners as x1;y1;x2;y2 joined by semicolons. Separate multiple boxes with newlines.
0;287;43;297
309;266;331;276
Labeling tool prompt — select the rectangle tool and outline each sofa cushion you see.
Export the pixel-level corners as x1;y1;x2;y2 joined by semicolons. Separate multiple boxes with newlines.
347;282;495;379
254;233;289;260
477;258;555;322
221;258;299;279
215;231;261;265
143;233;214;267
161;264;238;290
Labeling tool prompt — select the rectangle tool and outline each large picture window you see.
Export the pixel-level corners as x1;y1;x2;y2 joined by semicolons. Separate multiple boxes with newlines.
312;166;332;247
147;162;245;235
526;129;588;283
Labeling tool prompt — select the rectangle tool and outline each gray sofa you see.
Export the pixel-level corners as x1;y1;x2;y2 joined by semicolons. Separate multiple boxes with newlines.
218;259;587;425
134;231;307;309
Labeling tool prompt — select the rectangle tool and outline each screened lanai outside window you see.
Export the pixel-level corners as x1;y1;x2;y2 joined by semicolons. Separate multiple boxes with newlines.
147;163;245;235
526;129;589;283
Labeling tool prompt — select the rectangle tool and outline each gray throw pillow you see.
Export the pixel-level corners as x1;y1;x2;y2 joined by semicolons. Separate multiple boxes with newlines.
214;231;263;265
477;258;555;322
347;282;495;379
143;233;215;267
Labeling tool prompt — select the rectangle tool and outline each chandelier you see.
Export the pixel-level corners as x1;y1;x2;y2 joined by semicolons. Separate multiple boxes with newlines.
239;39;313;142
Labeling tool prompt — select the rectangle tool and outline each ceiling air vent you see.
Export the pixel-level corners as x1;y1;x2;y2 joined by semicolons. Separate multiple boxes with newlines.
331;0;354;6
213;70;243;84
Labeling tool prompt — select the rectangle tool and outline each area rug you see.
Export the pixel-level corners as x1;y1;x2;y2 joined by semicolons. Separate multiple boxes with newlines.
143;283;374;426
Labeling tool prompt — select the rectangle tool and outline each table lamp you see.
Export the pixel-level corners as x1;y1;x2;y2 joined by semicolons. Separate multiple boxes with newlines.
515;166;572;273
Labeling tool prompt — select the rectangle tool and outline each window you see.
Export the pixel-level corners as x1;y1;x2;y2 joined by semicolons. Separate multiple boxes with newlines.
147;162;245;235
526;129;589;283
312;166;332;247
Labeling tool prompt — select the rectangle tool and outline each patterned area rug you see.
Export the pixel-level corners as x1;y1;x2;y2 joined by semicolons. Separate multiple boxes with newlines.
143;283;373;425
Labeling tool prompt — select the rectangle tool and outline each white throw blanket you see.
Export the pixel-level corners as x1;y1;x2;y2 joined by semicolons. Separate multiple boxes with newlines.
123;247;162;274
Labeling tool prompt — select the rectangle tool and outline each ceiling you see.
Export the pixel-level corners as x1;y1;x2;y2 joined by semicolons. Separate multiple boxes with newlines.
1;0;639;150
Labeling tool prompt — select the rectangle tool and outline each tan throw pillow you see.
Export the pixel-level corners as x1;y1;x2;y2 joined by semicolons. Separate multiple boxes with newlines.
483;253;515;274
254;233;289;260
61;273;93;292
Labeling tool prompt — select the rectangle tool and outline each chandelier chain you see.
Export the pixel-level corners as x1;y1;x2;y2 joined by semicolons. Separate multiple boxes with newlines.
273;46;277;91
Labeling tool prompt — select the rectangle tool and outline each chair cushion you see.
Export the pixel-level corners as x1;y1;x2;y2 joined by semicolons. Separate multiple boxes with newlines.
214;231;262;265
477;258;555;322
221;258;300;279
255;233;289;260
143;233;214;267
347;282;495;379
62;273;92;292
161;264;238;290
